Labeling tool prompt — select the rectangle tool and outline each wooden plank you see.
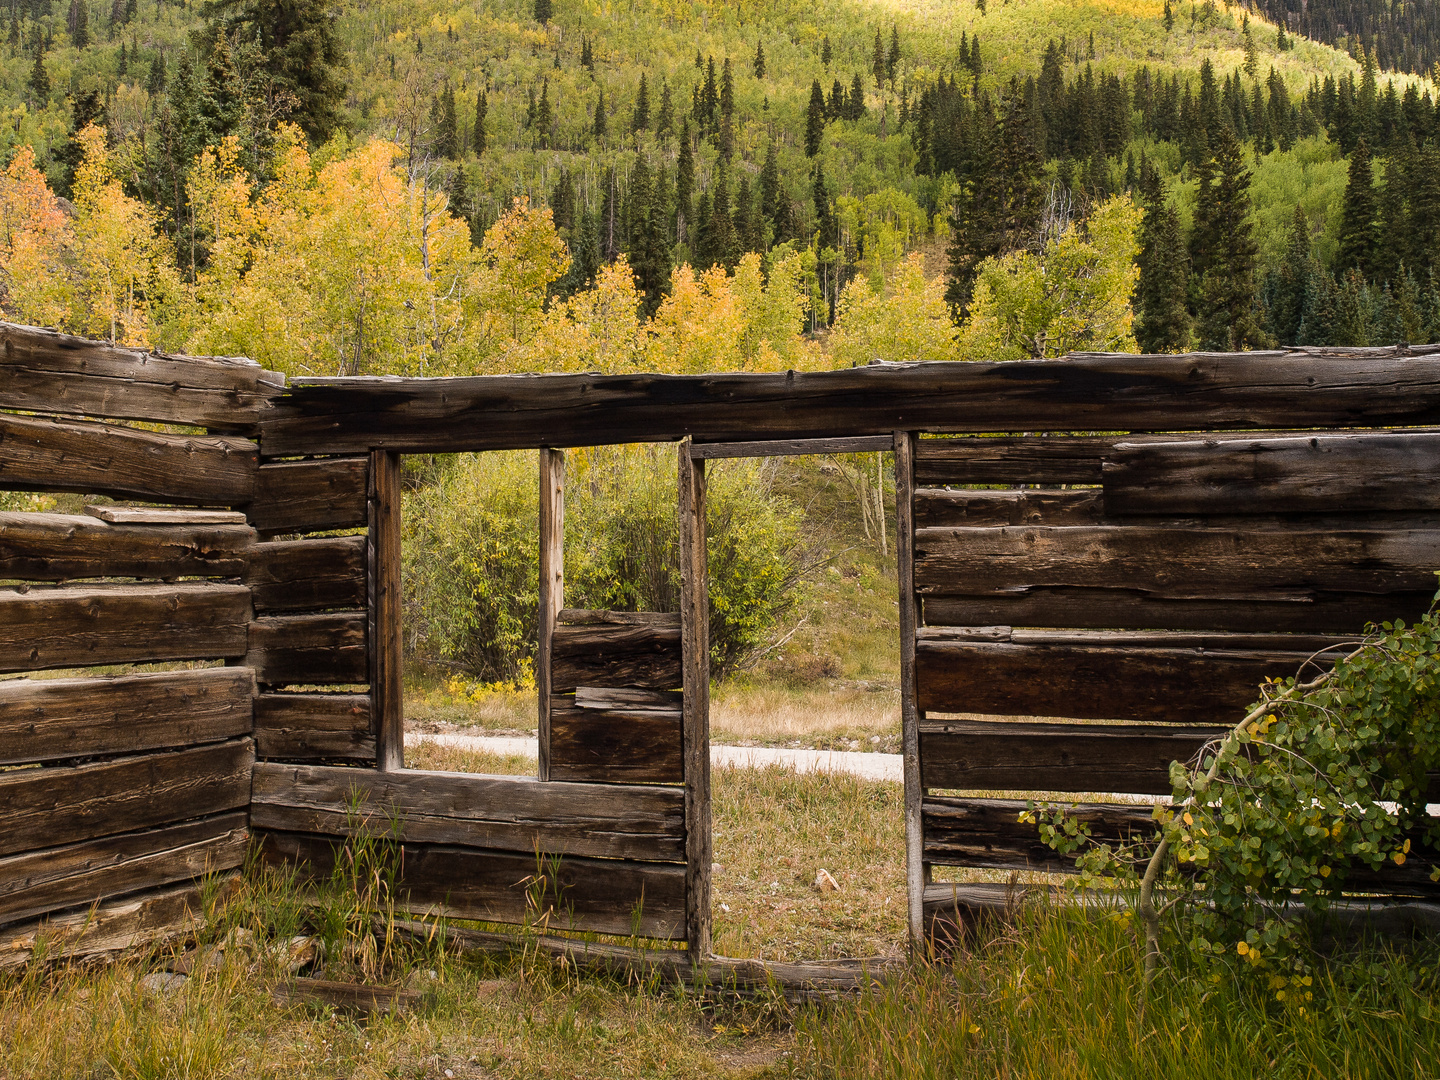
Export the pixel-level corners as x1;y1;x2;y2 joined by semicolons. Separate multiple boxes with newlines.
369;451;402;768
0;512;254;581
915;640;1326;724
679;440;711;960
896;432;925;948
575;687;683;711
254;693;374;762
921;589;1436;634
919;719;1225;795
550;623;683;694
251;762;685;862
84;506;249;524
257;831;687;939
916;628;1357;652
538;448;564;782
0;813;247;926
1105;431;1440;516
915;436;1112;485
246;613;368;687
0;321;282;431
913;526;1440;597
548;705;683;784
0;583;250;673
259;352;1440;455
0;738;253;858
915;488;1106;529
248;457;369;535
691;435;895;459
0;668;255;766
558;608;681;627
273;978;422;1016
246;536;366;613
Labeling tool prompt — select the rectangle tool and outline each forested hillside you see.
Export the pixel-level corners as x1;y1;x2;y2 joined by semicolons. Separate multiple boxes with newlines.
0;0;1438;375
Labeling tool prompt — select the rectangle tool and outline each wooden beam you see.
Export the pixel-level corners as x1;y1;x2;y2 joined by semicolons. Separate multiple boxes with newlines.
246;536;367;613
559;608;680;627
246;613;368;687
258;353;1440;455
679;439;711;960
247;457;369;535
0;512;254;582
895;431;925;948
0;668;255;766
548;705;683;784
690;435;895;459
0;583;250;673
0;738;253;857
370;450;402;769
550;622;683;694
914;489;1106;529
251;763;685;862
84;506;248;525
0;321;282;431
253;693;375;762
538;448;564;781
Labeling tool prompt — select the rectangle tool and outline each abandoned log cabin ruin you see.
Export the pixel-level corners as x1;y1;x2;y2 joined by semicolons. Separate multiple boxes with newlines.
1;320;1439;975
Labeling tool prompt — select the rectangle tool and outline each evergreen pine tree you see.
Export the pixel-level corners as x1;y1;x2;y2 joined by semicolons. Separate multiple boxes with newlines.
760;140;782;247
53;88;105;197
736;174;762;255
1336;139;1377;278
700;56;717;133
564;209;600;294
655;78;673;136
433;85;457;158
1164;0;1173;32
533;0;551;25
753;39;764;80
147;51;167;94
821;35;831;67
872;27;884;87
709;158;738;271
118;41;127;77
473;89;487;156
675;119;695;246
1268;205;1312;344
9;15;20;49
805;79;825;156
849;73;865;120
626;156;669;313
693;189;714;271
447;165;468;225
535;79;552;147
632;72;649;133
27;42;48;103
67;0;87;48
886;25;900;83
592;84;606;141
1135;182;1191;352
1195;129;1270;350
828;79;845;121
580;37;592;72
719;56;734;158
1297;261;1338;345
970;35;981;76
550;168;575;232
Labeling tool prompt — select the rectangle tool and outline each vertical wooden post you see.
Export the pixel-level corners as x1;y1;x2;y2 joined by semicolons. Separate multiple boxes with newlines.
894;431;925;948
537;448;565;782
679;439;712;960
370;450;404;772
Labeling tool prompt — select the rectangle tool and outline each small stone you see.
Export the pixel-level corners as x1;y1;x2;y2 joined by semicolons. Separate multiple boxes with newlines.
711;862;724;874
445;1071;455;1078
814;868;840;893
140;972;188;994
870;735;881;745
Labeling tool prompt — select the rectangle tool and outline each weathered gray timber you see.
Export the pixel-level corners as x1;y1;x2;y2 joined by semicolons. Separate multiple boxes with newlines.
84;506;249;525
0;739;253;857
0;813;247;925
574;687;684;710
251;763;685;862
0;413;258;504
0;668;254;765
246;613;368;686
538;448;565;781
0;583;250;672
914;489;1107;528
247;457;368;534
0;322;283;430
0;512;254;581
550;621;683;693
0;882;218;969
245;536;366;613
895;431;926;946
258;353;1440;455
369;451;402;769
690;435;895;459
253;693;374;762
547;705;683;784
679;440;711;959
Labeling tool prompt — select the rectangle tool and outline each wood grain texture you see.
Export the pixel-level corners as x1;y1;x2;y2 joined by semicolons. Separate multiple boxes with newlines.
247;457;368;535
253;693;374;762
896;431;926;948
257;830;687;939
0;412;257;505
0;583;250;673
0;321;282;431
245;536;366;613
915;640;1325;723
0;512;254;582
251;763;685;862
921;588;1436;634
0;667;255;766
547;704;683;784
538;448;564;781
679;442;711;959
913;526;1440;597
914;489;1107;529
0;738;253;858
84;506;249;524
558;608;681;627
915;627;1359;652
919;719;1226;795
575;687;683;710
259;352;1440;455
246;613;368;687
1105;431;1440;516
550;622;683;694
691;435;895;459
0;813;247;926
369;451;402;768
914;436;1113;485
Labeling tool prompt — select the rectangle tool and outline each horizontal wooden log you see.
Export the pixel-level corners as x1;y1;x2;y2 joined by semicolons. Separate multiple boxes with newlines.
84;506;249;525
548;705;684;785
913;526;1440;597
259;353;1440;455
254;693;374;761
915;640;1326;723
273;978;421;1016
247;458;368;535
0;322;282;431
0;813;247;926
246;613;368;686
0;411;257;505
257;831;687;939
551;623;682;694
921;588;1437;634
0;667;255;766
0;583;250;673
920;719;1225;794
245;536;367;613
251;762;684;862
0;512;254;581
574;687;684;711
915;436;1113;485
915;489;1107;529
0;738;253;858
691;435;895;459
916;627;1360;652
557;608;681;628
1105;431;1440;516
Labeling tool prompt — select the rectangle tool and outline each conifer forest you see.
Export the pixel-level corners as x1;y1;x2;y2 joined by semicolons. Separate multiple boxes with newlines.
0;0;1438;374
